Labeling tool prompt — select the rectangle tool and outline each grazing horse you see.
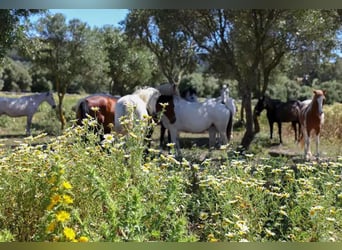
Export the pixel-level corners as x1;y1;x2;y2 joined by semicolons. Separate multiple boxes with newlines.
158;95;233;156
254;96;302;144
299;90;326;160
114;87;161;135
75;94;119;134
0;91;56;135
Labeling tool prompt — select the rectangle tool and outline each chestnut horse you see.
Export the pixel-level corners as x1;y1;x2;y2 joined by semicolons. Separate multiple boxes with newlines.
299;90;326;160
76;94;119;134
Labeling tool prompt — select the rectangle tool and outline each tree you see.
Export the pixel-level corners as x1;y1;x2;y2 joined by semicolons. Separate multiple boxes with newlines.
177;9;340;149
101;26;162;95
0;9;43;61
31;13;103;130
124;10;198;85
0;56;32;91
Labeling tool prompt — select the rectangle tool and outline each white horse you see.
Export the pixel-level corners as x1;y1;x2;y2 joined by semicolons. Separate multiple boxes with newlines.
0;91;56;135
114;87;161;134
160;95;232;156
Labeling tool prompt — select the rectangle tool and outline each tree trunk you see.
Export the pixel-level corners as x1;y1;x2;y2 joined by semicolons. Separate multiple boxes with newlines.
240;82;257;150
57;92;66;130
55;78;66;130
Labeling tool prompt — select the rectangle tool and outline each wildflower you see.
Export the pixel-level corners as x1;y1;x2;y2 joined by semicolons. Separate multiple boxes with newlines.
48;176;57;184
56;210;70;222
207;233;218;242
279;210;288;217
225;232;235;238
79;236;89;242
46;221;56;233
199;212;209;220
239;239;249;242
235;220;249;234
62;181;72;190
326;217;336;222
103;134;114;143
51;194;61;204
62;194;73;205
166;142;175;148
63;227;76;241
265;228;276;237
90;106;99;112
309;205;324;217
129;132;138;139
167;155;180;165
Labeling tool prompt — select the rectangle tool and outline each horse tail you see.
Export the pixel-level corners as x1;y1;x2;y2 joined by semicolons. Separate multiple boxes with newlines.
76;99;90;125
226;109;233;141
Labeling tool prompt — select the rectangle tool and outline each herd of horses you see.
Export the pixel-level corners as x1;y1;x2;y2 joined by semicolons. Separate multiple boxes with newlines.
0;85;326;160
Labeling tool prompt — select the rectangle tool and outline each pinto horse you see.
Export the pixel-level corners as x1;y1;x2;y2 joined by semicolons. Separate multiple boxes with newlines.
299;90;326;160
159;87;199;148
158;95;233;156
0;91;56;135
254;96;302;144
76;94;119;134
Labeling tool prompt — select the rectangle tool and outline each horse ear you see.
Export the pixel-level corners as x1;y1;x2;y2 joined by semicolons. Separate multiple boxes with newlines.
313;90;317;95
323;90;327;96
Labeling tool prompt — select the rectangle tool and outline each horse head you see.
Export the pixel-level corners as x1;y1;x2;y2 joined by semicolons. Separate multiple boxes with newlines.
46;91;57;109
254;96;267;116
313;89;326;115
156;95;176;124
134;87;161;115
181;86;198;102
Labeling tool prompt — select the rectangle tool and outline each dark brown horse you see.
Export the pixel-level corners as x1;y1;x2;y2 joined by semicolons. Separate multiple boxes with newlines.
299;90;326;160
254;96;302;144
76;94;119;134
155;95;176;148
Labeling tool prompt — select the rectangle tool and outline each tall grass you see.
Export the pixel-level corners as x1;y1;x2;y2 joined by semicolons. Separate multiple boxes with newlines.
0;110;341;242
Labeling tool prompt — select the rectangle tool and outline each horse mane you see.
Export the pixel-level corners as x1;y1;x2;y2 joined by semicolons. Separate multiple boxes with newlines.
133;87;161;113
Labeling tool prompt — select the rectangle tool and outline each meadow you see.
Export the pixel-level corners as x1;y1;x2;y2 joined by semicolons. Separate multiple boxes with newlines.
0;92;341;242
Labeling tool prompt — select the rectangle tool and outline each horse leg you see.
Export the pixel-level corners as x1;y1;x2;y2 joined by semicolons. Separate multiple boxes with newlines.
278;122;282;144
26;115;33;135
269;120;273;140
315;133;320;159
208;126;217;148
291;121;297;142
169;127;181;157
160;124;166;149
304;129;311;160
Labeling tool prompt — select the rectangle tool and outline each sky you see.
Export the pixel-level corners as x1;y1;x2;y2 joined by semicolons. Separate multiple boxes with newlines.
33;9;129;28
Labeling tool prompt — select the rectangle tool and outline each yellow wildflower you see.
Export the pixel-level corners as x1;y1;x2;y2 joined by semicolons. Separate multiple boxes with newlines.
56;210;70;222
63;227;76;241
199;212;209;220
207;233;219;242
46;221;56;233
79;236;89;242
51;194;61;204
62;181;72;190
62;194;73;205
90;106;99;112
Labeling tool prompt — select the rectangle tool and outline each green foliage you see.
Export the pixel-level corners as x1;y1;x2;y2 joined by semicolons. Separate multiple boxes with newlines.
125;10;198;84
0;57;32;91
101;26;162;95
